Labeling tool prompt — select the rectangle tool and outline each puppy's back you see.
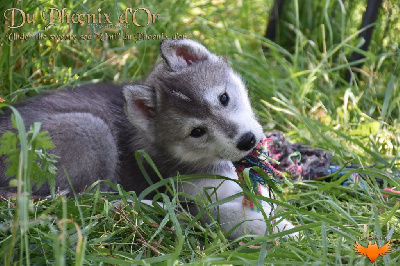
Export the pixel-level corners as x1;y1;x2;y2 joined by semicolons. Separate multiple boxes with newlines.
0;84;127;194
1;84;124;131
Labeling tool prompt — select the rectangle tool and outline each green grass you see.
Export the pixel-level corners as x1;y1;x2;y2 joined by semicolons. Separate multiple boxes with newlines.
1;0;400;264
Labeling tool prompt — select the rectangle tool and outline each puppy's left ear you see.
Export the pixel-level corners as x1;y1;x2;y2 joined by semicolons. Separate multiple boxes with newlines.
122;84;156;140
160;39;217;71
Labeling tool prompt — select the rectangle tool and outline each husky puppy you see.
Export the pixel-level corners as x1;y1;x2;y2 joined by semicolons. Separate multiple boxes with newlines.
0;39;296;239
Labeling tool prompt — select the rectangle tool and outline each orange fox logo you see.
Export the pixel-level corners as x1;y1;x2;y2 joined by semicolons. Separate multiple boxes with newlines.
354;240;392;263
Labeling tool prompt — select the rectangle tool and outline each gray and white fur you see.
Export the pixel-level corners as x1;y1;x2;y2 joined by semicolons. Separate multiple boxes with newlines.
0;39;297;239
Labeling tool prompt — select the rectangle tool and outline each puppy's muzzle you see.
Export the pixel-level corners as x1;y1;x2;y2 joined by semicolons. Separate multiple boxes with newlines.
237;132;256;151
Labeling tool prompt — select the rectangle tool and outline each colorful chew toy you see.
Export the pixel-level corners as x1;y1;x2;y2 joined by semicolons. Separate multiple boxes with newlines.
234;138;284;212
234;133;400;212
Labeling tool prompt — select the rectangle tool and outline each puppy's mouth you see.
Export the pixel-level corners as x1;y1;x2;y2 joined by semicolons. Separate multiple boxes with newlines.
232;138;264;163
232;151;253;163
219;147;256;163
218;136;264;162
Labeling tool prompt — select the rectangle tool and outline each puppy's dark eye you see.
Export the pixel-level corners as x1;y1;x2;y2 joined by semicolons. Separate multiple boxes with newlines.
190;128;206;138
219;93;229;106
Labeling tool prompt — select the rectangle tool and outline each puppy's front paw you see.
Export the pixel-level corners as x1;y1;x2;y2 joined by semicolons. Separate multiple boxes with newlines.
274;219;301;240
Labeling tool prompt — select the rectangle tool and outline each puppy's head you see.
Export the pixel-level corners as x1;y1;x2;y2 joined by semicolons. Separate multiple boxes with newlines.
123;39;263;165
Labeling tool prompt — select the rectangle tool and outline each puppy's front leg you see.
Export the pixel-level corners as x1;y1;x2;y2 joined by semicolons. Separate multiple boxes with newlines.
183;163;298;239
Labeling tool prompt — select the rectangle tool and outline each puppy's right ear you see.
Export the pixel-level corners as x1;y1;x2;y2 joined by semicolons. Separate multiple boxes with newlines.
122;84;155;136
160;39;217;71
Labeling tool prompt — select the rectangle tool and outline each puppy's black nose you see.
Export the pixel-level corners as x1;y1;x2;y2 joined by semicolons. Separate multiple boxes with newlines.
237;132;256;151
